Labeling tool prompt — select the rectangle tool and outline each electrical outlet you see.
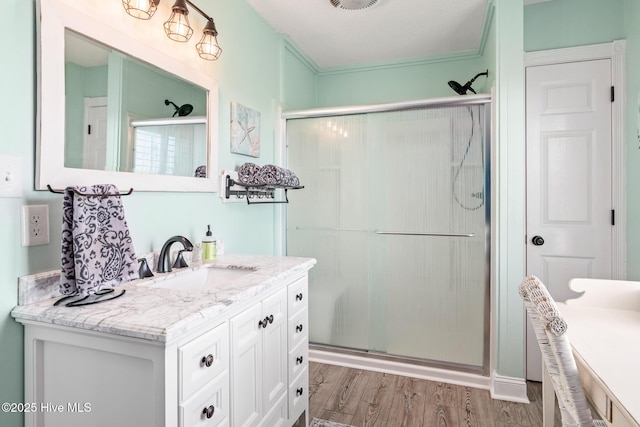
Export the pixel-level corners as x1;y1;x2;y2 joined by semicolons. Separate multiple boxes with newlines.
21;205;50;246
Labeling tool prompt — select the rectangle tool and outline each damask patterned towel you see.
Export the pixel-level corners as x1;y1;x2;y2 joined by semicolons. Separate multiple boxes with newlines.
238;162;263;185
60;184;138;296
256;164;300;186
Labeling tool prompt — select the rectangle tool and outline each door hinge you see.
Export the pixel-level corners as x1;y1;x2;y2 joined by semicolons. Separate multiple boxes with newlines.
611;86;615;102
87;125;92;135
611;209;615;226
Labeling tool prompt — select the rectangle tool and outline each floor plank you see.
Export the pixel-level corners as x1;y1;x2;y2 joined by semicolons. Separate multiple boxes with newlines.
386;376;428;427
308;361;553;427
350;370;397;427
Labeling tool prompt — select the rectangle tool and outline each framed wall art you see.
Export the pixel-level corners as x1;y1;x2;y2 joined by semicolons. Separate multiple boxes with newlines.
231;101;261;157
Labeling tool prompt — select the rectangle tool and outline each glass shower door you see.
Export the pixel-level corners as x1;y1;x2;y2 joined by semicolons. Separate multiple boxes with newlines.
286;102;489;370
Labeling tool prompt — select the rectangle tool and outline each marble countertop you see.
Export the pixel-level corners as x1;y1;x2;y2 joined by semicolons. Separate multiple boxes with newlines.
11;254;316;344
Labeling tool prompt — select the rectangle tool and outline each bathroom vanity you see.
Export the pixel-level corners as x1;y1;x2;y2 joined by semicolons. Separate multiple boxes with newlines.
12;254;315;427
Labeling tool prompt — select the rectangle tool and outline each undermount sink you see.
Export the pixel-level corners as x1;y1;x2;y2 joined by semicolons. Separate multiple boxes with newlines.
142;265;256;291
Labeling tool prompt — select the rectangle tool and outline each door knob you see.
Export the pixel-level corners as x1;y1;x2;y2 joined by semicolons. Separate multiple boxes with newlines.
531;235;545;246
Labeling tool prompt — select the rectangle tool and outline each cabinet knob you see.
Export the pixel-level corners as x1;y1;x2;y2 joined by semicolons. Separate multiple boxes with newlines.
296;387;304;396
295;293;303;301
259;315;275;329
296;356;304;365
296;324;304;333
201;354;214;367
202;405;215;419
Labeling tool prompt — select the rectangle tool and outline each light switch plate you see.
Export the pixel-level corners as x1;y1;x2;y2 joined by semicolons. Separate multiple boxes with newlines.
0;155;22;198
21;205;50;246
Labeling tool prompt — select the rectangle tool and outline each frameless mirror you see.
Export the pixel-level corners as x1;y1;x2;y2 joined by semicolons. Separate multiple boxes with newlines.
37;0;219;192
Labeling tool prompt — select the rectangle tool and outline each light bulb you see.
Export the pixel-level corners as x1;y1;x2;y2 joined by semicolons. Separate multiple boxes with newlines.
164;0;193;42
122;0;159;20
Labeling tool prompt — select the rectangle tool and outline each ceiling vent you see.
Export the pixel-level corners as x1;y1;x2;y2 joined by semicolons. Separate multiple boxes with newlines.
330;0;380;10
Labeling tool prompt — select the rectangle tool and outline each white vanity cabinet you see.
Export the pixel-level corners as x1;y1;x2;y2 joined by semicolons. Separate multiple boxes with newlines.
16;262;312;427
229;275;310;427
20;320;229;427
179;322;230;426
230;288;288;427
287;276;309;424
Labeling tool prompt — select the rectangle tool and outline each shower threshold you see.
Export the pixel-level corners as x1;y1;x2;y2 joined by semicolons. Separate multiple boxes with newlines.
309;343;488;382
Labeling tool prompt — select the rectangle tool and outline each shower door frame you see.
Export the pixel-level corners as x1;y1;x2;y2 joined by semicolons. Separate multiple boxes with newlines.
281;94;492;376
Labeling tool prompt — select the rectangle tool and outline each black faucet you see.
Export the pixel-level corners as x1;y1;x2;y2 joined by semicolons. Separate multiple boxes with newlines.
157;236;194;273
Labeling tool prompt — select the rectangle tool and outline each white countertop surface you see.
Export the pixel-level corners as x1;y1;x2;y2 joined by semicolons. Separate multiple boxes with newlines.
557;303;640;424
12;254;316;343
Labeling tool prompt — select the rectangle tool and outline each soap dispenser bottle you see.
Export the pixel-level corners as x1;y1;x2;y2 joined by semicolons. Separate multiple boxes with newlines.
201;225;216;262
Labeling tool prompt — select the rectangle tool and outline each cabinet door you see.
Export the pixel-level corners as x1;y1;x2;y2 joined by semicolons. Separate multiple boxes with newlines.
261;289;288;412
230;302;262;427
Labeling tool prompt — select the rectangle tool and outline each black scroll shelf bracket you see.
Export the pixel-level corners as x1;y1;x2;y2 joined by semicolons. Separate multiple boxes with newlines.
224;175;304;205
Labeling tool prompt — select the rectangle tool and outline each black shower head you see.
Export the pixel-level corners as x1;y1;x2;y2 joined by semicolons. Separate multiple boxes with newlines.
164;99;194;117
448;70;489;95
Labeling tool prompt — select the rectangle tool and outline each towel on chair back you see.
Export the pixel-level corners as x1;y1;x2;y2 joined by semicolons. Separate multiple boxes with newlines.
60;184;138;296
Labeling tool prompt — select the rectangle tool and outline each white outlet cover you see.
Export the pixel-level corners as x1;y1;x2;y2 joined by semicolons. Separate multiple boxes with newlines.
21;205;50;246
0;155;22;198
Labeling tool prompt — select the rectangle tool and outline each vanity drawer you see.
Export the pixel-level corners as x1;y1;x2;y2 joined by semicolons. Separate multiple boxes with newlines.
288;339;308;385
288;276;307;318
288;368;308;421
288;308;308;351
575;354;611;422
180;373;229;427
180;322;228;402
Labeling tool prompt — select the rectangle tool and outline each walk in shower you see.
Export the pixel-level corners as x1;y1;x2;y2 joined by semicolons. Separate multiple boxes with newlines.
284;95;491;373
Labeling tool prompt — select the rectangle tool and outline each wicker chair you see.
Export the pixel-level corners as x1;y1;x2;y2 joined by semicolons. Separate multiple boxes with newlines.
519;276;607;427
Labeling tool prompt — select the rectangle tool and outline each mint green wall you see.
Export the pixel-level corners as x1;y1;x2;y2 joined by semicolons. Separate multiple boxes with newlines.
0;0;315;426
124;59;207;119
281;40;318;110
524;0;625;52
64;64;108;168
493;0;526;380
480;5;496;91
316;56;484;107
625;0;640;279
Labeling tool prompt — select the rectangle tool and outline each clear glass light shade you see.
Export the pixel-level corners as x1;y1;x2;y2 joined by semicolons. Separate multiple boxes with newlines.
196;22;222;60
122;0;158;19
164;5;193;42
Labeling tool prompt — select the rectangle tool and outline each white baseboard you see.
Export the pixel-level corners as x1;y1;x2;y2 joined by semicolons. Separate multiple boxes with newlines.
310;349;530;404
490;371;530;403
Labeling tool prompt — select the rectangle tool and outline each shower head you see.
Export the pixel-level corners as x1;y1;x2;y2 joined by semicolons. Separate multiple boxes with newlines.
448;70;489;95
164;99;194;117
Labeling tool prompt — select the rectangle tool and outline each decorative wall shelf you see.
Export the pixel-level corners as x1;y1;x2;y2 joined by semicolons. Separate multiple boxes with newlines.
220;171;303;204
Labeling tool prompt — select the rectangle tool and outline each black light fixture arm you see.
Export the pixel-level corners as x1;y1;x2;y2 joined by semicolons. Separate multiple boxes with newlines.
184;0;213;21
141;0;211;20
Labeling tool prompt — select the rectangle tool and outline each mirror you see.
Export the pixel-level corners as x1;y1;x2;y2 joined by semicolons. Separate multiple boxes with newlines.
37;0;219;192
64;31;208;177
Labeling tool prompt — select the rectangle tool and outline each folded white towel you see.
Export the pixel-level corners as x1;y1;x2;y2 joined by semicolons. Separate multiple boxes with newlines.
60;184;138;296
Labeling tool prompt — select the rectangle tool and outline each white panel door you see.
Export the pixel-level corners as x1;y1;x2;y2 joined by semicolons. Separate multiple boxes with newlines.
526;59;613;380
83;97;108;170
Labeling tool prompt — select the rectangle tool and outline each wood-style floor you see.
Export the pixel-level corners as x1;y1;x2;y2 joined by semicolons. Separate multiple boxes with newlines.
308;361;562;427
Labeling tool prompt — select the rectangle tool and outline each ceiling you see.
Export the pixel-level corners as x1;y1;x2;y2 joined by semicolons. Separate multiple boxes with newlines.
245;0;489;69
245;0;551;69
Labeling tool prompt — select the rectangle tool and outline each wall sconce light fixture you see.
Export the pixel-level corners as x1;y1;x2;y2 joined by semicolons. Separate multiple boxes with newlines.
122;0;222;61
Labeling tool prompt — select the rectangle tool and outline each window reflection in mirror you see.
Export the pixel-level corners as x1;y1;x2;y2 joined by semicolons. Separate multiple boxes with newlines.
64;30;208;178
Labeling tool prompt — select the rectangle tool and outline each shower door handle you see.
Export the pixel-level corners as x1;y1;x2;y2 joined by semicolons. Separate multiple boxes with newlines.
531;235;545;246
375;231;475;237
